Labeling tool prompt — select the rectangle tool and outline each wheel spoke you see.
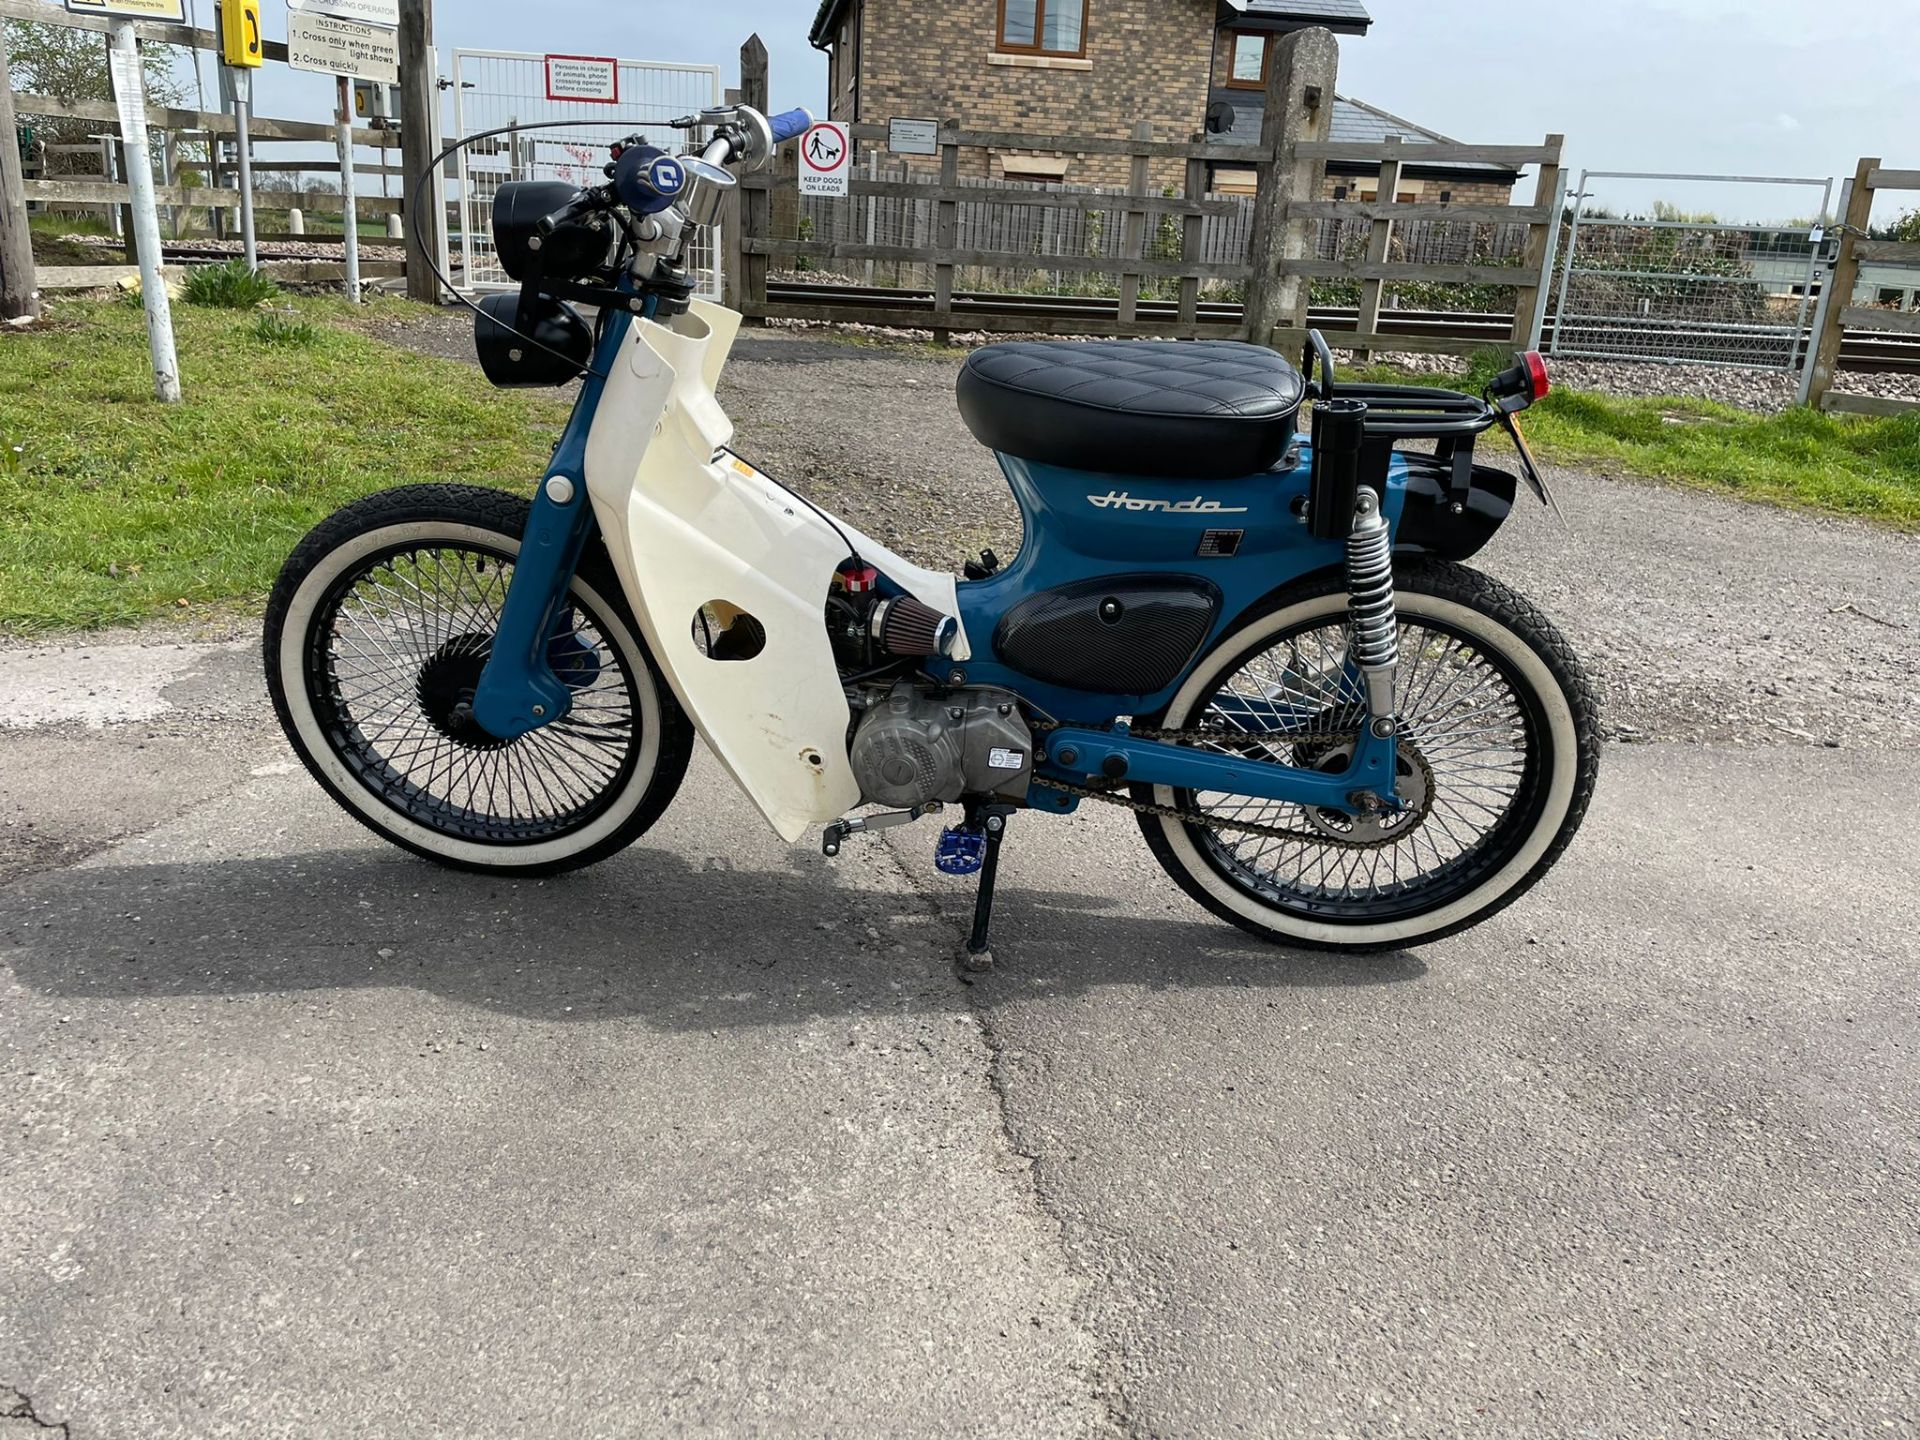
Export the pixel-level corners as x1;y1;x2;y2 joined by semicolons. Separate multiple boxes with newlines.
1172;608;1537;916
309;540;642;845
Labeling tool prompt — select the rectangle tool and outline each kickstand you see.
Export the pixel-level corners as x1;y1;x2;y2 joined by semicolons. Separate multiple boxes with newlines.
962;806;1012;973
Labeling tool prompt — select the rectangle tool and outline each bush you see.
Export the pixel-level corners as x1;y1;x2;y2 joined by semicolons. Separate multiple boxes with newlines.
181;259;280;309
250;310;318;348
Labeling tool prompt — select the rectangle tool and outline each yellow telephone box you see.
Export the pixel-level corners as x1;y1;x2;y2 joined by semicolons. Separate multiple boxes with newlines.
219;0;262;68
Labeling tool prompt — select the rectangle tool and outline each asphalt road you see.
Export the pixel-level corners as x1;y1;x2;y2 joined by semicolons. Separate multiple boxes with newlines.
4;333;1919;1436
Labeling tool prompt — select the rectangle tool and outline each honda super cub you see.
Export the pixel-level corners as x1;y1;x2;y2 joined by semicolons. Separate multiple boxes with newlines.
264;104;1599;960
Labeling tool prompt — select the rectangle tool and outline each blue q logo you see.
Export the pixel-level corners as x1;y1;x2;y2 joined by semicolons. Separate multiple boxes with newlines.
647;156;685;196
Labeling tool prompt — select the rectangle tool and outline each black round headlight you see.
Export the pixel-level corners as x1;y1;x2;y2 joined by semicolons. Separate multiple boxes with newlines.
490;181;612;282
473;293;592;388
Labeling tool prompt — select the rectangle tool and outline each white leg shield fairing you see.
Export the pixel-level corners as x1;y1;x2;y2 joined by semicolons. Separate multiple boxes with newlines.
583;301;967;842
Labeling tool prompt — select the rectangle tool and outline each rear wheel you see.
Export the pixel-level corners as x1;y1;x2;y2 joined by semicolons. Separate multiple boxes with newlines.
264;484;694;875
1135;561;1599;950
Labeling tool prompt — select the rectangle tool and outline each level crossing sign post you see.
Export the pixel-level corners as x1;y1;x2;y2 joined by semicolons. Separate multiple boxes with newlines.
70;0;185;400
286;0;400;300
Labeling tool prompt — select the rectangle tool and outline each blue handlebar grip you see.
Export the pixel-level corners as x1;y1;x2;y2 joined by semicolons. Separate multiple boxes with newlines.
768;108;814;144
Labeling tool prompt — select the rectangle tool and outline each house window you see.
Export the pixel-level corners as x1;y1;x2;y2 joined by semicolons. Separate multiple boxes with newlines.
1226;32;1268;89
998;0;1087;57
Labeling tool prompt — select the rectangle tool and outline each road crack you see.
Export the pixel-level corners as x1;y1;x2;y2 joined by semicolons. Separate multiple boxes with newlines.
868;827;1137;1439
2;1388;69;1437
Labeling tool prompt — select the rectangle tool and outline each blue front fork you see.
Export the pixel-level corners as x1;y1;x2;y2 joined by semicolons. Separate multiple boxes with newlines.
470;295;648;740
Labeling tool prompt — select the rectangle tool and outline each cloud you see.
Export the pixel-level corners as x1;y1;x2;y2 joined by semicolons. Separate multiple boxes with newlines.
1776;113;1802;131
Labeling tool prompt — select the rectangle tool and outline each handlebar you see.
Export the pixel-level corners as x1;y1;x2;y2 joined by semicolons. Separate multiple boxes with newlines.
531;104;820;269
767;108;814;144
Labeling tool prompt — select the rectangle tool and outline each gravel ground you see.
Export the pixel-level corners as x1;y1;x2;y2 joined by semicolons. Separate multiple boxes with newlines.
381;315;1920;751
51;232;426;264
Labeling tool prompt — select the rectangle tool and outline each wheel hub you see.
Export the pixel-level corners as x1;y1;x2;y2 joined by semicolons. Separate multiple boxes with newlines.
1302;740;1434;846
416;632;510;751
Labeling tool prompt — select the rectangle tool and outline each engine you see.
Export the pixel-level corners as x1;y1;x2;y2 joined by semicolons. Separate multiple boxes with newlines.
849;683;1034;809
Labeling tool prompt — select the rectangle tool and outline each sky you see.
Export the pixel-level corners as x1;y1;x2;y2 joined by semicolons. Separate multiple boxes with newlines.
127;0;1920;225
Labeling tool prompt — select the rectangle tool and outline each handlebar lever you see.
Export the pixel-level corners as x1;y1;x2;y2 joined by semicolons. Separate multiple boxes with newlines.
534;185;610;237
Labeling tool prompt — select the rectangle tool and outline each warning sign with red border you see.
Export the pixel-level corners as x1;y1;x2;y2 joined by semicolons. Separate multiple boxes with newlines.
544;55;619;105
799;121;851;197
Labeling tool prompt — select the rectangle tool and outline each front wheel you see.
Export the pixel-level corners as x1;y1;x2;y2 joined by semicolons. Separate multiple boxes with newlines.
264;484;694;876
1135;560;1600;951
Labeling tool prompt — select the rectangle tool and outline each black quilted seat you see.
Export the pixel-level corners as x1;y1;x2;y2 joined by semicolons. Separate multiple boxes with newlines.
956;339;1306;480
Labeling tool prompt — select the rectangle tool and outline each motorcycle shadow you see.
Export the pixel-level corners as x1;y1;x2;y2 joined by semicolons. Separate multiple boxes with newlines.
3;842;1424;1028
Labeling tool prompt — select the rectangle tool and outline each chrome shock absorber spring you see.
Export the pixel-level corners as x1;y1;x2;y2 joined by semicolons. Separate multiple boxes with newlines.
1346;487;1399;725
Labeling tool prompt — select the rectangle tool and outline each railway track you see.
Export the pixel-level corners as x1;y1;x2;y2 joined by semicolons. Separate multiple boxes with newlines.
120;249;1919;374
764;280;1920;375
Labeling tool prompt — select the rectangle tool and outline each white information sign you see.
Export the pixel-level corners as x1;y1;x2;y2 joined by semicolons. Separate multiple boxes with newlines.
544;55;619;105
285;0;398;25
888;117;938;157
105;42;149;135
287;10;399;82
799;121;851;197
66;0;187;21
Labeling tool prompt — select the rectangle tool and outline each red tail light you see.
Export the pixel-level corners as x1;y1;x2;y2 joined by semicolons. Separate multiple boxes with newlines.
1522;351;1551;403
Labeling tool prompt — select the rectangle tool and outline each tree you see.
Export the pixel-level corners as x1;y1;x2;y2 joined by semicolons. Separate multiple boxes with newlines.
4;18;184;150
1871;209;1920;243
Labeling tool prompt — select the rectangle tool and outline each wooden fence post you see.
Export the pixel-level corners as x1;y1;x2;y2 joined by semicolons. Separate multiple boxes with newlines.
1352;135;1402;360
0;24;41;320
1179;139;1205;328
1806;156;1877;412
1242;25;1339;348
738;35;769;320
1118;120;1152;329
932;119;959;346
1510;134;1564;344
397;0;445;304
720;84;744;311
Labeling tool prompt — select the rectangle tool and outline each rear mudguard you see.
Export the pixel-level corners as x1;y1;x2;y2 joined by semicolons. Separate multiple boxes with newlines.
1392;453;1518;562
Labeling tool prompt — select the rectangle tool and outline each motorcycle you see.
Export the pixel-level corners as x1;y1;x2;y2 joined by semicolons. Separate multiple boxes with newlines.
263;104;1599;963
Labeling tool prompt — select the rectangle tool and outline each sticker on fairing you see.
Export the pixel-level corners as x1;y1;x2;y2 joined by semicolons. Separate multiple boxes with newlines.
988;747;1026;770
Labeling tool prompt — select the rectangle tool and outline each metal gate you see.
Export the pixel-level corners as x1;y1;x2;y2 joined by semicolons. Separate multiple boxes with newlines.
1550;171;1834;370
449;49;723;297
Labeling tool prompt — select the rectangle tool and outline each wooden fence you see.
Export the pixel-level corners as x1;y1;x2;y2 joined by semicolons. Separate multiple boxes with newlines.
733;120;1260;343
1806;158;1920;417
728;30;1562;355
1;0;443;299
16;92;403;227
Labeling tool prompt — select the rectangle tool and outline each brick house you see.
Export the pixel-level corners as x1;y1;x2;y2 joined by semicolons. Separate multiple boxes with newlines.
806;0;1521;201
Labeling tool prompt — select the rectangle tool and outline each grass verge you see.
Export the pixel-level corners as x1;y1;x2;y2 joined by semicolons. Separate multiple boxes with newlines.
1351;350;1920;528
0;296;567;632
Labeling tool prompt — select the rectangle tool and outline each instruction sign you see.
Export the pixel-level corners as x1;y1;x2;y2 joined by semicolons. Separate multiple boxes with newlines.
65;0;188;20
544;55;620;104
285;0;398;24
888;118;938;156
287;9;399;82
799;120;850;197
105;42;149;134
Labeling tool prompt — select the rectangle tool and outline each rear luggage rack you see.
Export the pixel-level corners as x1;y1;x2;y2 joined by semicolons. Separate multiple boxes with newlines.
1298;329;1507;537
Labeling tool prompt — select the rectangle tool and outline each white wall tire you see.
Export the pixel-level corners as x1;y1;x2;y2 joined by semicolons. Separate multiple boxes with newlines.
263;485;694;876
1135;561;1600;951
